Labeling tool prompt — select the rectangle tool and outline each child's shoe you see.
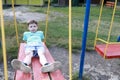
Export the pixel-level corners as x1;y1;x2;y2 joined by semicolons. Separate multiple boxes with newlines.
11;59;31;73
41;61;61;73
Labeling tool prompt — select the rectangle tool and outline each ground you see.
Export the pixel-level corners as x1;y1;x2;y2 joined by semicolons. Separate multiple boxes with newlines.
0;46;120;80
49;46;120;80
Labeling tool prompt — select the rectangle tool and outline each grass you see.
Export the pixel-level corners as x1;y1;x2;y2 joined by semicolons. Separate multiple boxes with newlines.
0;6;120;60
72;72;90;80
5;0;43;5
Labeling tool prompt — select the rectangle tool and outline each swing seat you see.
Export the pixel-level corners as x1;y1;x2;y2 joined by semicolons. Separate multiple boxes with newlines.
15;43;65;80
95;44;120;59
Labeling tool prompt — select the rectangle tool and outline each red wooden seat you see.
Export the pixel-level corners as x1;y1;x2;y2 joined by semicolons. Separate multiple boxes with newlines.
14;43;65;80
15;43;32;80
32;57;50;80
105;1;115;7
95;44;120;59
43;43;65;80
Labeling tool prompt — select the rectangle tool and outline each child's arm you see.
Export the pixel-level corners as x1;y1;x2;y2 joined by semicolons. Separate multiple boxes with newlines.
23;32;27;42
40;31;44;42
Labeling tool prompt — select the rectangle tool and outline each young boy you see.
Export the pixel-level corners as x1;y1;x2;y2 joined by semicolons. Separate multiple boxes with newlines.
11;20;61;73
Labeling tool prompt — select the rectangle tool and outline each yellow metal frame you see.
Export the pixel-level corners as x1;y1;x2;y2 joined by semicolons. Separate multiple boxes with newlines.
97;38;120;44
12;0;19;46
69;0;72;80
94;0;104;47
44;0;50;43
94;0;118;59
0;0;73;80
44;0;73;79
0;0;8;80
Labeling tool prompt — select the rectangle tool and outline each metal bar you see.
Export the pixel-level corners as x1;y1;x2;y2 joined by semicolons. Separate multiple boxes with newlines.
79;0;91;79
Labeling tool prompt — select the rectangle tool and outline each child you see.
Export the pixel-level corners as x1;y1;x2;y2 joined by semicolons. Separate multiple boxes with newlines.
11;20;61;73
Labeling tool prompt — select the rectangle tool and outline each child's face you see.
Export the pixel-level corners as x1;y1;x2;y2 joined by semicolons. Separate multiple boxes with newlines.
28;23;38;33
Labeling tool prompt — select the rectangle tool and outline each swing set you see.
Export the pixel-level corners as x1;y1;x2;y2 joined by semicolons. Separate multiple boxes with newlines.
79;0;120;79
94;0;120;59
0;0;72;80
1;0;120;80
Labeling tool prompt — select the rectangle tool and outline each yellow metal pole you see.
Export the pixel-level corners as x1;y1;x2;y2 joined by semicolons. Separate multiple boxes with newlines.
0;0;8;80
12;0;19;47
69;0;72;80
97;38;109;44
94;0;104;48
44;0;50;43
104;0;117;59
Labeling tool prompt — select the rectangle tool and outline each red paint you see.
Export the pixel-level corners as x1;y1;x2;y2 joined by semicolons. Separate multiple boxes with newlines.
14;43;65;80
15;43;32;80
95;44;120;59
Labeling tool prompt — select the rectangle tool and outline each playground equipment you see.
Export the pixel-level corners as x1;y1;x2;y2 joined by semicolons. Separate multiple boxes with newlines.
15;43;65;80
94;0;120;59
79;0;91;79
79;0;120;79
0;0;67;80
0;0;8;80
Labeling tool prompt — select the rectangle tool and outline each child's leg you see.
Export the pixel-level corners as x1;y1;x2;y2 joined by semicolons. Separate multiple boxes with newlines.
23;51;33;65
11;51;33;73
37;47;48;66
11;59;31;73
38;47;61;72
41;61;62;73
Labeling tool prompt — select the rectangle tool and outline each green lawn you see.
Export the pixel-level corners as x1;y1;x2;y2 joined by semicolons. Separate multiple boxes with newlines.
5;0;44;5
0;6;120;60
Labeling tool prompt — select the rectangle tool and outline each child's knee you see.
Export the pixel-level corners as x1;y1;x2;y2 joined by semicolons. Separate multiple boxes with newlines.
25;50;33;55
38;48;45;53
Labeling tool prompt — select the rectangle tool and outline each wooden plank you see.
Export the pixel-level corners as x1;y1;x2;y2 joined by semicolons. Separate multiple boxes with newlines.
95;44;120;59
43;43;65;80
32;57;50;80
16;43;65;80
15;43;32;80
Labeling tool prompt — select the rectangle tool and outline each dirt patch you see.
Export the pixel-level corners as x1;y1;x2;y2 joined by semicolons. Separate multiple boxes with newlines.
49;46;120;80
3;6;46;23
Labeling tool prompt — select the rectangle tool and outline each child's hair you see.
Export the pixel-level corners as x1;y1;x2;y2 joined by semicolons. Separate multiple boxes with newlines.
27;20;38;26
